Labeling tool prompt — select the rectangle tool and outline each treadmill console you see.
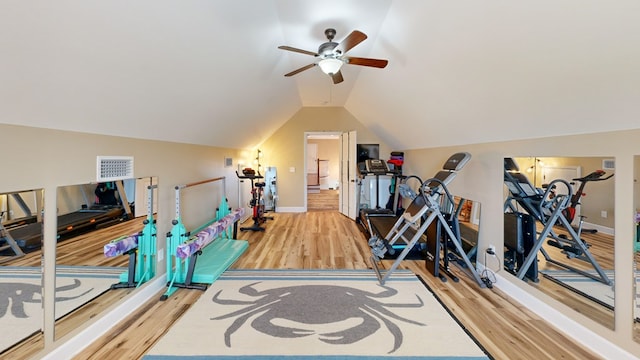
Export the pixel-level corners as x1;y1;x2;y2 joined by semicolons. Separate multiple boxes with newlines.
365;159;389;175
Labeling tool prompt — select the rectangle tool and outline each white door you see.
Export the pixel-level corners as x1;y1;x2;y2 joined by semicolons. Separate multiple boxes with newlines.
307;143;318;185
339;133;348;217
237;165;253;222
339;131;357;219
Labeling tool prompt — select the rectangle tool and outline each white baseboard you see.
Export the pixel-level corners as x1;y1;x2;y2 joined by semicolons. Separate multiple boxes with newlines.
37;275;167;360
275;207;306;213
581;221;614;236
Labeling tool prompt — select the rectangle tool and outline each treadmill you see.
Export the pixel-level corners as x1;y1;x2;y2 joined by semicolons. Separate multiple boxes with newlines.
3;205;125;250
356;159;395;233
1;182;129;250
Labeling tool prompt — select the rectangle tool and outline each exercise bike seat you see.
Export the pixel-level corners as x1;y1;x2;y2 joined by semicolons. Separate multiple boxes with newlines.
255;182;266;188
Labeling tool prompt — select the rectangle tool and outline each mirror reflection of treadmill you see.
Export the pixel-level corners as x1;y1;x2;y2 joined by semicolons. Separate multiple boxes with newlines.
8;209;124;248
5;184;126;250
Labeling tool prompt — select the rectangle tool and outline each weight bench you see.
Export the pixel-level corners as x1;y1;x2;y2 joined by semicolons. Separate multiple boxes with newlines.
369;152;486;287
503;158;611;285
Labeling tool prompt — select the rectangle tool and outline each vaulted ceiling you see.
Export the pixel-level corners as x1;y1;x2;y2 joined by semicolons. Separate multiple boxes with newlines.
1;1;639;150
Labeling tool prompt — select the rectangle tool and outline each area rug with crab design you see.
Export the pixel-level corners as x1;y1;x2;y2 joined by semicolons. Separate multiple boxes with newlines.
144;269;491;359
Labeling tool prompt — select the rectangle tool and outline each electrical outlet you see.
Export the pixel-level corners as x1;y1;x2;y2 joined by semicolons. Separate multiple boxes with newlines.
157;251;164;261
487;244;496;255
601;210;608;218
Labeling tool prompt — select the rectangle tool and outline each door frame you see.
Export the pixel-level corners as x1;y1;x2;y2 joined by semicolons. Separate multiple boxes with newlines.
304;132;342;211
342;130;358;220
306;143;319;185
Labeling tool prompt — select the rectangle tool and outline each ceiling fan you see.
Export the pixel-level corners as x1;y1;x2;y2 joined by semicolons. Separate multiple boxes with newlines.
278;28;388;84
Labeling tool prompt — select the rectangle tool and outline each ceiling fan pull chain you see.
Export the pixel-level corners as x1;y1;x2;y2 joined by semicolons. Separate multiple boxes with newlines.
329;81;333;104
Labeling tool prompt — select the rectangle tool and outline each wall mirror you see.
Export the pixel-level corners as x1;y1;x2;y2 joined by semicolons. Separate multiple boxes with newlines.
54;177;158;341
633;156;640;343
0;188;45;355
263;166;277;212
503;157;615;329
420;194;482;281
417;193;484;285
448;196;482;269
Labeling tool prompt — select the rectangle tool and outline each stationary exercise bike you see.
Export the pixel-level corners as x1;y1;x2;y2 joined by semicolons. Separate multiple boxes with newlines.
563;170;613;235
546;169;613;259
237;168;272;232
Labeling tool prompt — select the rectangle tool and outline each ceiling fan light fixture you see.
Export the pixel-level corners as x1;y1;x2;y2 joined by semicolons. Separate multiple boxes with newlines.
318;58;343;75
279;29;387;83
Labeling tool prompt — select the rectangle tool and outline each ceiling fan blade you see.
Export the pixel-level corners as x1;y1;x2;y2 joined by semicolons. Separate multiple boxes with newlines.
284;63;317;77
334;30;367;55
345;57;388;68
331;71;344;84
278;45;318;57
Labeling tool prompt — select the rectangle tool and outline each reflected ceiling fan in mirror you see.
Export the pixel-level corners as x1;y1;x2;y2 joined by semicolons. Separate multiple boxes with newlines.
278;28;388;84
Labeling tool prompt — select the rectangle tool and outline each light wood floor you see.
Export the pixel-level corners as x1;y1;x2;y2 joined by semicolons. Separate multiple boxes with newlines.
1;211;624;359
307;189;339;211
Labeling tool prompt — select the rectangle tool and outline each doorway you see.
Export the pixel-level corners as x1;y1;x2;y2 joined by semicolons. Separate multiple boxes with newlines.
305;133;341;211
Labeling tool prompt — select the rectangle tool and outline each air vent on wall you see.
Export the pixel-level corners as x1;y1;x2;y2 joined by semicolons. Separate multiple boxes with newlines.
97;156;134;182
602;159;615;171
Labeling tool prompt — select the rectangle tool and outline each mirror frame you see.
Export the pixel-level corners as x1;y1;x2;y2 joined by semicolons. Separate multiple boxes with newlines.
0;188;45;355
51;177;158;342
503;156;616;330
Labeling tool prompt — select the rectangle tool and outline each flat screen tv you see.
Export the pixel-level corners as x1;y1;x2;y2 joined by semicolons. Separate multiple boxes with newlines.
357;144;380;163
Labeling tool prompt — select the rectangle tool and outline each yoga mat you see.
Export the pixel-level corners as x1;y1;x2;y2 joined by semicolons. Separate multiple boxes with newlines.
540;269;640;320
145;269;490;359
0;265;122;353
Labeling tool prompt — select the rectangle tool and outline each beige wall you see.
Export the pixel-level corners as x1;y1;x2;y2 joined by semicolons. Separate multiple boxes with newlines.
0;123;247;349
0;123;244;259
401;129;640;355
258;107;392;209
635;156;640;214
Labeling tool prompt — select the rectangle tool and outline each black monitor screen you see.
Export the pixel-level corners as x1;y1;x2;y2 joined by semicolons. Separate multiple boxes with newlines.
357;144;380;163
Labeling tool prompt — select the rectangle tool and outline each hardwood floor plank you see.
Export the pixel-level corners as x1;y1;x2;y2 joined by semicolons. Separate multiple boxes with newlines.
307;189;339;211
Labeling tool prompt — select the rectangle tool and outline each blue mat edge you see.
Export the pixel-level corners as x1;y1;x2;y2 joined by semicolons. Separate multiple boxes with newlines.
142;355;490;360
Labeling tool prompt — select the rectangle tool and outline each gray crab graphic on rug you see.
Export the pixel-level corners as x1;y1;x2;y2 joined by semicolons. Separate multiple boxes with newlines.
210;282;425;354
